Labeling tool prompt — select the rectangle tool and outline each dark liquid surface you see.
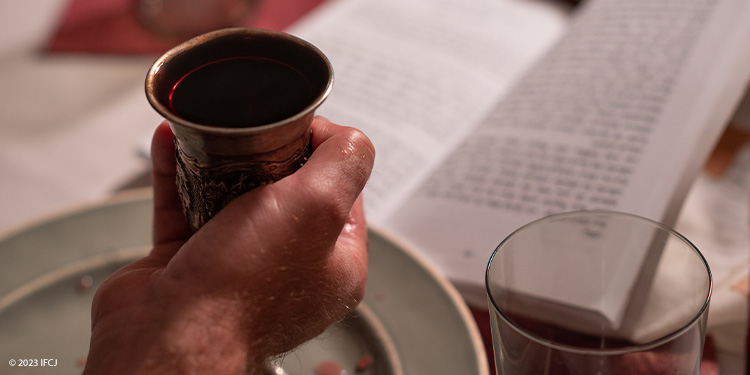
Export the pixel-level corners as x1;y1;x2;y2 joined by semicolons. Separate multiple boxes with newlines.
504;311;635;349
169;57;313;128
495;311;703;375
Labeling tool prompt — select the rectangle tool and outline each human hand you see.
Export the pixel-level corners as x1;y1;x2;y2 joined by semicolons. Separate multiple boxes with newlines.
83;117;375;374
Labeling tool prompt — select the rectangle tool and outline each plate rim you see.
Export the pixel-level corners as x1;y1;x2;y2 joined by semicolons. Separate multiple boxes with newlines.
0;188;489;375
369;225;489;375
0;187;155;242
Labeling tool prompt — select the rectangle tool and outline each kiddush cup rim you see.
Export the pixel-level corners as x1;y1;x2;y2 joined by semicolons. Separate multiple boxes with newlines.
145;27;334;136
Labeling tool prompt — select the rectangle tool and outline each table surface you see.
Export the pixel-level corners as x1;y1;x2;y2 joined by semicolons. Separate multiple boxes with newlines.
0;0;747;373
0;0;161;233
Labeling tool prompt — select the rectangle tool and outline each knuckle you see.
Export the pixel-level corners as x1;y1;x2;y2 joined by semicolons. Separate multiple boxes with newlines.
304;185;351;223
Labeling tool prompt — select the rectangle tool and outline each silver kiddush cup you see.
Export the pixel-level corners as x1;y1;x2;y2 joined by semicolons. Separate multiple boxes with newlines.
146;28;333;232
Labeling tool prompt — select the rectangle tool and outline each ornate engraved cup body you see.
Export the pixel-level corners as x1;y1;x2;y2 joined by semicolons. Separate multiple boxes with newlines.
146;28;333;232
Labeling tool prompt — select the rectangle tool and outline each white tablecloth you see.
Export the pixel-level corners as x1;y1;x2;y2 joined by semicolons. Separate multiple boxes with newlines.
0;0;162;234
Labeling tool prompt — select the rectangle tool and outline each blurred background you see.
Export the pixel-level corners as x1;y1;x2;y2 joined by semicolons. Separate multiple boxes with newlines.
0;0;331;234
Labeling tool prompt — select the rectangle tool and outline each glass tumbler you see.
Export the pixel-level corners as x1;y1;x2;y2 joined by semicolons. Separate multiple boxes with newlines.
486;210;711;375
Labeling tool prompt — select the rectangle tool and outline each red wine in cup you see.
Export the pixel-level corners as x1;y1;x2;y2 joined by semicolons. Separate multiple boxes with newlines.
168;56;313;128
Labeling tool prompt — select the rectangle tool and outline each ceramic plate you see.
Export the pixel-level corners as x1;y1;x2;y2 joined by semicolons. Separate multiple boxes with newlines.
0;190;487;375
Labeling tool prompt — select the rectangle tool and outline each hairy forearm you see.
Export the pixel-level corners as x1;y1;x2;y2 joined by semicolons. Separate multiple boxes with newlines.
83;297;267;375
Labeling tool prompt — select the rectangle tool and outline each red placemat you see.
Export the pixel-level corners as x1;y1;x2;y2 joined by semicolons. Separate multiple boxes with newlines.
45;0;328;55
470;307;720;375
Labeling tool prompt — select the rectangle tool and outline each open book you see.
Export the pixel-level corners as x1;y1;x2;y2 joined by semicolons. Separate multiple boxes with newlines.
288;0;750;316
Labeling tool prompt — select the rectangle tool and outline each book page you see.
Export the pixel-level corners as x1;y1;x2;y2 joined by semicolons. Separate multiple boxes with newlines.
289;0;570;223
386;0;750;306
